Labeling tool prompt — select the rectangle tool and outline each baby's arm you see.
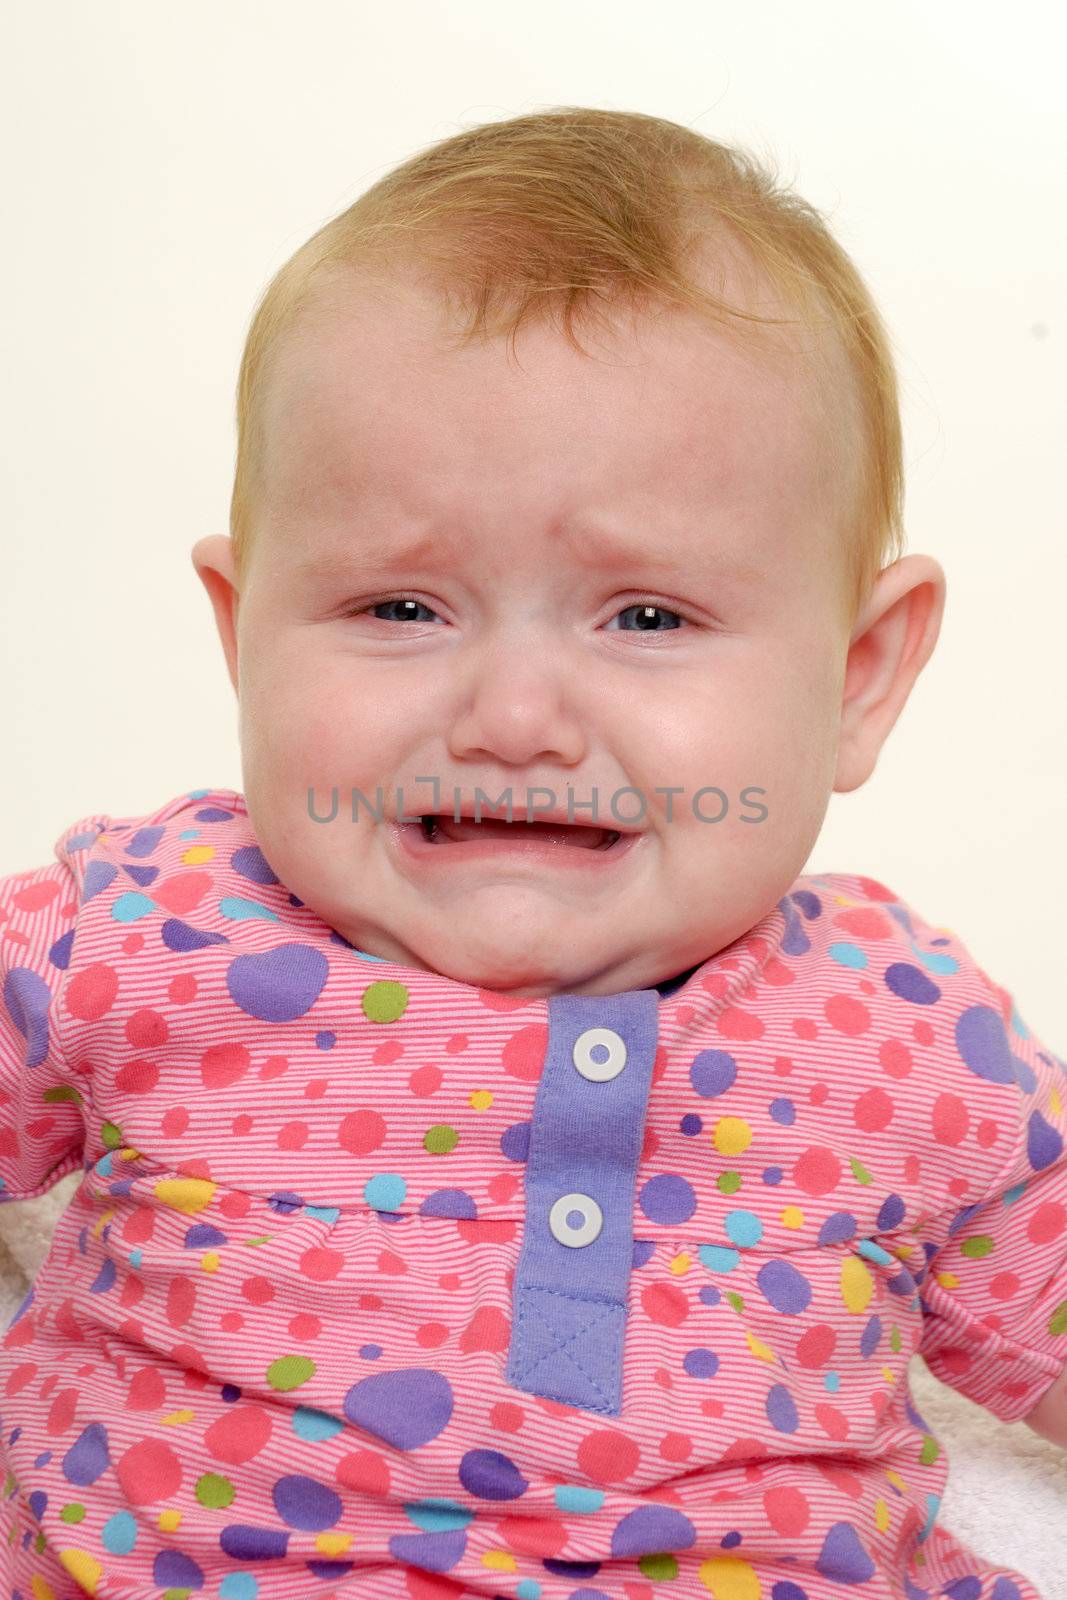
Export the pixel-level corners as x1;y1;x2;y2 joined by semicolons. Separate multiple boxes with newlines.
1022;1366;1067;1446
0;860;87;1202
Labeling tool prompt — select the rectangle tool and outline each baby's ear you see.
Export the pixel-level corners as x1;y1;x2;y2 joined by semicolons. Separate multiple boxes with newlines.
833;553;946;793
190;534;240;695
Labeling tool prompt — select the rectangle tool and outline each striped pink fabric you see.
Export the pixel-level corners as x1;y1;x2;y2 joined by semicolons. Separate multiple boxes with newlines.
0;785;1065;1600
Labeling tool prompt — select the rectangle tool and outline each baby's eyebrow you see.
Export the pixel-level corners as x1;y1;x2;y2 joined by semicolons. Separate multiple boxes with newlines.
294;520;763;583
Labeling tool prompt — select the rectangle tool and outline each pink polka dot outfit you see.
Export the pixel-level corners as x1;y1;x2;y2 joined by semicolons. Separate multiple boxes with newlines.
1;786;1065;1600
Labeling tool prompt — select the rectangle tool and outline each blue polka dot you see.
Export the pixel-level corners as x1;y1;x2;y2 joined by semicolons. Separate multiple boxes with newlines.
829;941;868;969
724;1210;764;1247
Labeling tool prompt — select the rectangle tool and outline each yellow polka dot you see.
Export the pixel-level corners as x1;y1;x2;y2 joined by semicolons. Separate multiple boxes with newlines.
700;1554;762;1600
935;1270;959;1290
669;1252;692;1275
885;1467;908;1492
875;1498;890;1532
181;845;215;865
780;1206;805;1229
201;1252;220;1274
469;1090;493;1110
714;1117;752;1156
841;1254;874;1314
745;1330;776;1364
91;1208;117;1239
58;1547;101;1592
161;1409;195;1426
315;1533;352;1555
880;1364;895;1384
31;1577;58;1600
1052;1085;1063;1118
482;1549;518;1572
153;1177;216;1215
157;1509;182;1531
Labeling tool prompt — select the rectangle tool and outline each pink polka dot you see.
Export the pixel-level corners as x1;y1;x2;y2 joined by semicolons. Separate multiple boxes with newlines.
205;1403;273;1465
793;1145;842;1197
718;1006;765;1040
168;973;197;1004
201;1042;251;1089
300;1247;344;1282
277;1120;309;1150
1029;1202;1065;1244
116;1058;159;1095
161;1106;189;1137
126;1008;168;1047
814;1402;850;1440
988;1271;1020;1301
976;1119;999;1149
577;1429;641;1483
65;963;119;1021
338;1109;387;1156
796;1324;837;1368
825;995;871;1036
854;1087;893;1133
879;1038;912;1079
932;1092;968;1146
502;1024;550;1082
116;1437;183;1503
641;1281;689;1327
764;1484;810;1536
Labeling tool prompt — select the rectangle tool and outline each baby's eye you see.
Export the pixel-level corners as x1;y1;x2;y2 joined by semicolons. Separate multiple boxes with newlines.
363;598;443;624
606;603;684;632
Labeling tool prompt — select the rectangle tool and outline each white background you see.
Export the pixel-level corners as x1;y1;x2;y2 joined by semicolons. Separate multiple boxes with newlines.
2;7;1063;1024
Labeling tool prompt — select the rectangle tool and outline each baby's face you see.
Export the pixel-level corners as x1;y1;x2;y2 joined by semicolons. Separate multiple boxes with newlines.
196;269;866;998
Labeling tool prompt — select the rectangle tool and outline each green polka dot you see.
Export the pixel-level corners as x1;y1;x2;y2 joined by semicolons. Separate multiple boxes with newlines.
1049;1299;1067;1336
725;1291;745;1313
640;1552;679;1580
717;1171;742;1195
424;1125;458;1154
100;1120;123;1149
59;1503;86;1523
960;1235;994;1258
919;1434;940;1465
890;1324;903;1352
267;1354;316;1391
195;1472;235;1508
361;980;409;1023
849;1155;873;1185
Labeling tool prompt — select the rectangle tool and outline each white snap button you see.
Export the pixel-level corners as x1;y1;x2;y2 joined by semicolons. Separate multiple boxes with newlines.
549;1191;603;1248
572;1026;627;1082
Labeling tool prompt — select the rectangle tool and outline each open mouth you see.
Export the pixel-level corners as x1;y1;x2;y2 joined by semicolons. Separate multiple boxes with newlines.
419;814;623;850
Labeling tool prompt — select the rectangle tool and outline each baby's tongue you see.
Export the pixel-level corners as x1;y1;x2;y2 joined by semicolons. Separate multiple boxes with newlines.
433;817;607;847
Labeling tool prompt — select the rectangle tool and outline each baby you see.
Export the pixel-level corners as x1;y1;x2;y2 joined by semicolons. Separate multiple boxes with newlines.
1;106;1065;1600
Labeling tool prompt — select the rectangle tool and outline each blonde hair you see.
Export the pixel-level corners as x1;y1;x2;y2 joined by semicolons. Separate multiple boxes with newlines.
230;106;905;626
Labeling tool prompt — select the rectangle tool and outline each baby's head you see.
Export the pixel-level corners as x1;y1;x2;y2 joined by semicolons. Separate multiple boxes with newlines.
193;107;944;999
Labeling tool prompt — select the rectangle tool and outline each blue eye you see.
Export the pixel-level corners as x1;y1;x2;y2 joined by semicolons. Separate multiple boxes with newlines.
608;603;683;631
366;598;441;623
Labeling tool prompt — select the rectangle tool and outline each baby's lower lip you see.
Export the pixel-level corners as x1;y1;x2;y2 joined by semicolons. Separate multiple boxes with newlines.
391;816;641;868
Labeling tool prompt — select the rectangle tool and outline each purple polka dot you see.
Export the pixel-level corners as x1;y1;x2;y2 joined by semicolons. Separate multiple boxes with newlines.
639;1172;697;1226
765;1384;799;1433
421;1189;478;1219
1027;1109;1063;1171
232;844;280;886
815;1521;875;1584
162;918;230;953
343;1368;453;1449
860;1316;883;1359
757;1259;812;1315
877;1193;906;1230
220;1525;290;1560
885;963;941;1006
3;967;52;1068
690;1050;737;1098
387;1528;466;1572
458;1447;528;1500
124;826;165;859
153;1550;204;1588
773;1584;809;1600
610;1503;698;1557
683;1348;719;1378
770;1098;795;1125
955;1006;1017;1084
500;1122;531;1162
272;1473;342;1530
62;1422;110;1486
227;943;329;1022
818;1212;857;1246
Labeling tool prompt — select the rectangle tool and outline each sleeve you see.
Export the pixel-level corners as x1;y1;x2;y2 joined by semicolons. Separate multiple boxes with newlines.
0;857;88;1202
917;980;1067;1423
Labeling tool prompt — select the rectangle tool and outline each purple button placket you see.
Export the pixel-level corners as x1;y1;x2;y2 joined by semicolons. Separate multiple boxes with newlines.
504;987;660;1416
